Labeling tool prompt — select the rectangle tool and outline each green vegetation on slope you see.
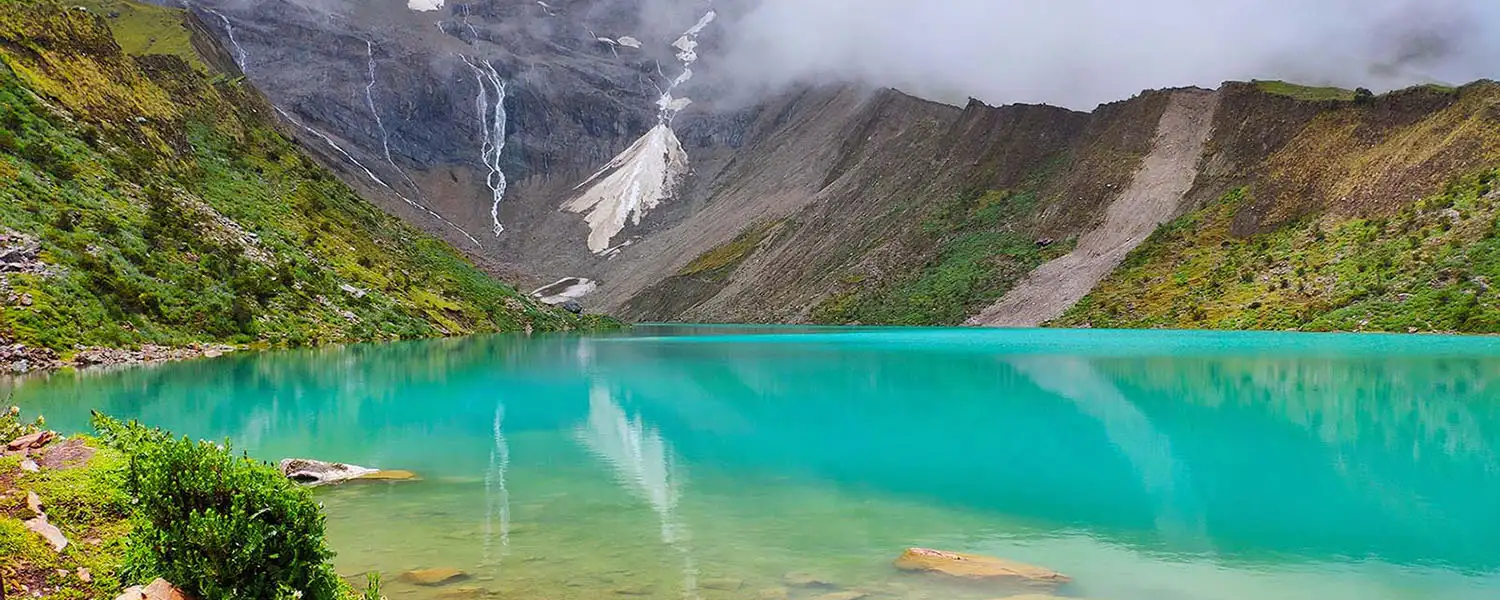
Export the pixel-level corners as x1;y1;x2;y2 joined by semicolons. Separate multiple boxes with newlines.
1253;80;1358;102
813;186;1074;326
0;0;604;353
1057;174;1500;333
75;0;205;69
677;220;785;281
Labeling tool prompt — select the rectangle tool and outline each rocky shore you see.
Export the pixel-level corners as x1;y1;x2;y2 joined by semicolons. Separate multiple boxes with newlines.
0;339;240;376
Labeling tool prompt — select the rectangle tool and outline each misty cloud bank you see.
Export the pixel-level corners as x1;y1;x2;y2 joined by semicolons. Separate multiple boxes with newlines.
709;0;1500;109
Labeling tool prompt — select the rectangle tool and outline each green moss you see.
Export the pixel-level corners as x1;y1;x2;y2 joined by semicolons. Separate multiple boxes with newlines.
677;220;784;281
75;0;204;70
1253;80;1358;102
1057;171;1500;333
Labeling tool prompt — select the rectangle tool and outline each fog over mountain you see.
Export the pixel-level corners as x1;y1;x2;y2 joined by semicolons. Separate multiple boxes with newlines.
697;0;1500;108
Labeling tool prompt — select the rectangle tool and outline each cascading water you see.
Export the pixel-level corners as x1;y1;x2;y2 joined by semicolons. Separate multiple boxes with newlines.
459;54;510;237
199;7;481;248
564;9;717;254
362;40;426;199
205;8;249;70
276;108;483;248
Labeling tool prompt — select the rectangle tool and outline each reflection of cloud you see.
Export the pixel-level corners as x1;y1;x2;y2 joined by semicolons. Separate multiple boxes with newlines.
577;384;698;599
1009;356;1209;550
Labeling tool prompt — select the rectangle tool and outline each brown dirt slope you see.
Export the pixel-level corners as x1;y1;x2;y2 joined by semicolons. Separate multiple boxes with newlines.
971;89;1219;327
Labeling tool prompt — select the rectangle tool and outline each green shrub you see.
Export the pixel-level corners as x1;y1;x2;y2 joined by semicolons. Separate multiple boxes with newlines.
92;414;343;600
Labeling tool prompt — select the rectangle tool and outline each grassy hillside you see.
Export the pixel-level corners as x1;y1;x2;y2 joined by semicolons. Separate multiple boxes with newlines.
1056;174;1500;333
0;0;604;354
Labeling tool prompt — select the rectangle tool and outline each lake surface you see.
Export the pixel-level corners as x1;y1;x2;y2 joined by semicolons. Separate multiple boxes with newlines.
7;326;1500;600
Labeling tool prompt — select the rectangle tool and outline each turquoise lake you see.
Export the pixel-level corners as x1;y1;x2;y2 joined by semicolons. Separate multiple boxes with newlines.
7;326;1500;600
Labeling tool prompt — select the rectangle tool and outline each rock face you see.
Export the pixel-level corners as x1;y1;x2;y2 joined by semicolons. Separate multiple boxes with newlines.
893;548;1070;586
174;1;1500;332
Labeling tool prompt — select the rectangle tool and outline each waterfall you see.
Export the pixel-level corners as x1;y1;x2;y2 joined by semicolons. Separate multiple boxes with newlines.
459;54;509;237
205;8;248;71
565;9;717;254
362;40;426;198
274;107;483;248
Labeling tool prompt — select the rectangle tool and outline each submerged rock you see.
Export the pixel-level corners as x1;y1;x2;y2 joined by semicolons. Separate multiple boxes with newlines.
756;588;790;600
812;592;868;600
701;578;743;591
783;572;837;588
279;459;417;486
358;469;418;481
399;568;469;587
893;548;1069;585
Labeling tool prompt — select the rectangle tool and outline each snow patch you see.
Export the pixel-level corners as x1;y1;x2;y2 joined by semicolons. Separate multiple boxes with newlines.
531;277;599;305
408;0;444;11
565;124;689;254
565;10;716;254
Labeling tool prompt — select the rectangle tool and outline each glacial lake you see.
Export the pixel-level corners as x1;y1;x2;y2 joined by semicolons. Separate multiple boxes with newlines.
8;326;1500;600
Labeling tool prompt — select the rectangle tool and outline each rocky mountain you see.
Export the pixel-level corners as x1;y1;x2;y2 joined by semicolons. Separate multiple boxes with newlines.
0;0;606;363
103;0;1500;333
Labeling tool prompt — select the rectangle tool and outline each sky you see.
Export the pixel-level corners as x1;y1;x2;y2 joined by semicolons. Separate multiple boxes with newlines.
703;0;1500;109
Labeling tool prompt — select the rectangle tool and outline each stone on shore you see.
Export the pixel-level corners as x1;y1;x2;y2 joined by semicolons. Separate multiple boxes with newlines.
893;548;1070;585
38;437;96;469
399;568;469;586
5;429;56;453
25;514;68;552
280;458;417;486
115;578;194;600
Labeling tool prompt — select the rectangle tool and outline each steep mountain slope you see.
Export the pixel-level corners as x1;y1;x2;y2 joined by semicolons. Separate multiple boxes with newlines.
1055;82;1500;332
162;0;1500;333
0;0;599;360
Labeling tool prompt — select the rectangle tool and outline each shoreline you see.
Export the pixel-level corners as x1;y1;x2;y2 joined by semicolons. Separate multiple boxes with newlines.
0;341;243;376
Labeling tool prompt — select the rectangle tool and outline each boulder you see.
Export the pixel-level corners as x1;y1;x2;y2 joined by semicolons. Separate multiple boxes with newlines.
399;568;469;587
24;515;68;552
37;437;96;470
893;548;1069;585
5;430;55;453
115;579;194;600
19;459;38;472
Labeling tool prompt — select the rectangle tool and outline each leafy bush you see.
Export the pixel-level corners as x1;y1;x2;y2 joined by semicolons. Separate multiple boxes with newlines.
93;414;344;600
